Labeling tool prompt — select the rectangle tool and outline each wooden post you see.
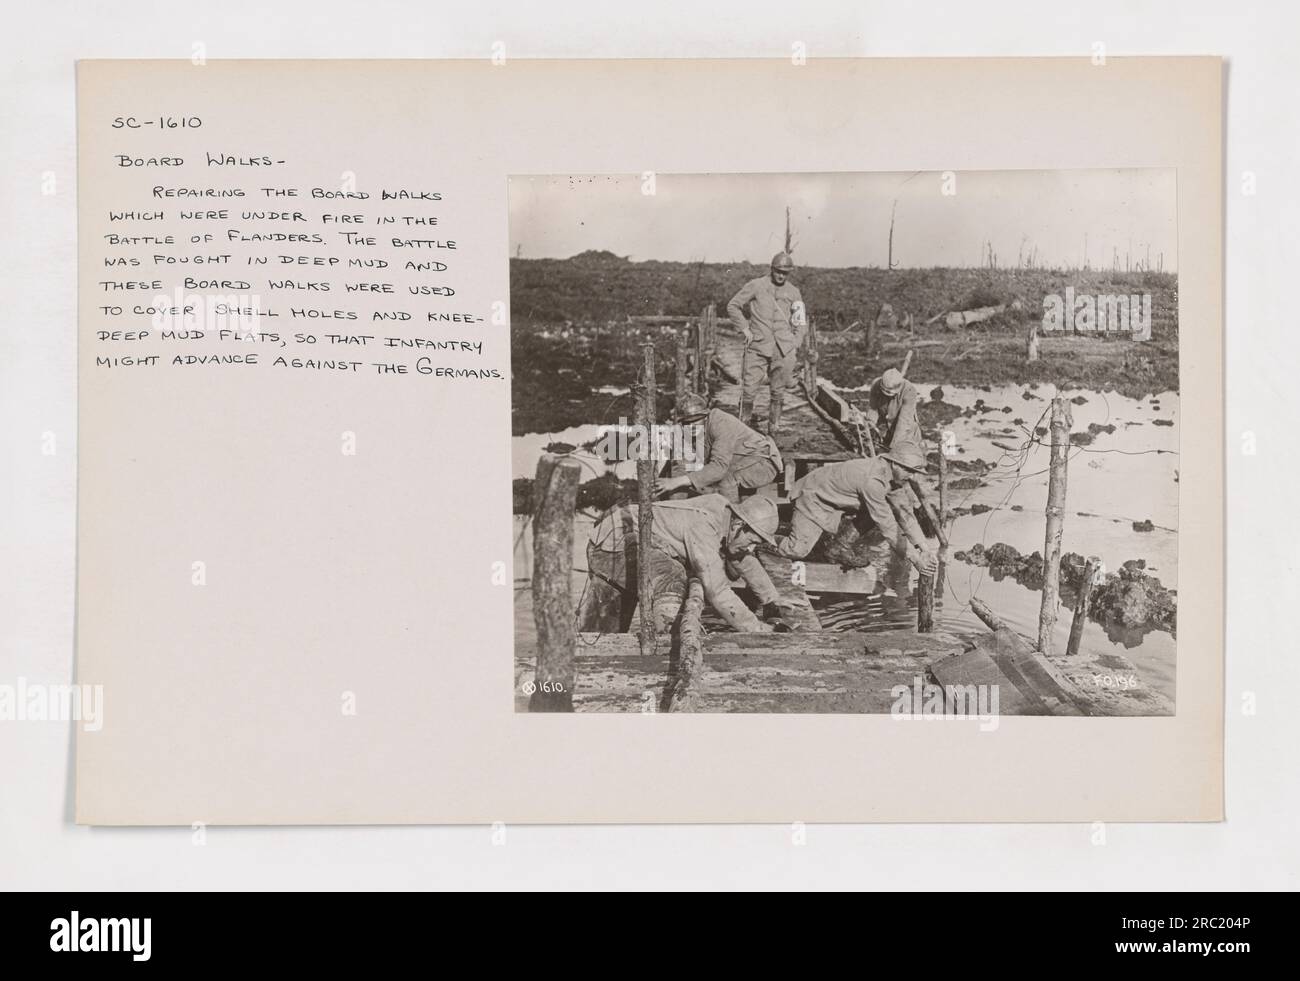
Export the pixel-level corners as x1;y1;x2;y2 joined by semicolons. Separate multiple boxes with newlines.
917;567;935;633
637;340;658;657
530;453;581;712
1066;556;1101;658
1037;397;1071;655
698;303;715;398
674;326;689;413
937;444;949;530
887;489;933;633
936;443;949;596
693;311;704;393
666;578;705;712
738;341;750;422
1027;322;1040;362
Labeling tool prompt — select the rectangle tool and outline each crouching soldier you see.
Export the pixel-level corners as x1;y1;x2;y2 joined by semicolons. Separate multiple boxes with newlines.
774;444;938;576
654;393;783;503
863;367;924;453
577;494;786;634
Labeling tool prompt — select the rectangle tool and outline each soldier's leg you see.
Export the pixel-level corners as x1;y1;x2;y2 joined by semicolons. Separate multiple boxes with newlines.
766;349;798;434
734;459;779;493
775;509;826;559
576;540;630;632
741;351;770;427
575;508;639;632
645;547;689;634
715;471;740;503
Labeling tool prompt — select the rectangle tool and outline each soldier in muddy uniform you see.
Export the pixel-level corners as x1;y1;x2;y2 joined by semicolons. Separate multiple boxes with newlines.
577;494;786;634
863;367;924;453
726;251;807;436
774;444;938;577
653;393;783;503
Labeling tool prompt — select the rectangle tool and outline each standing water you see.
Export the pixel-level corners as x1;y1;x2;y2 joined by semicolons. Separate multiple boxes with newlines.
513;383;1178;703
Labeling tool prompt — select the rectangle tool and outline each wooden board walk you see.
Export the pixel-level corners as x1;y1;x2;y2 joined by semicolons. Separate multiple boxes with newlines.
515;628;970;714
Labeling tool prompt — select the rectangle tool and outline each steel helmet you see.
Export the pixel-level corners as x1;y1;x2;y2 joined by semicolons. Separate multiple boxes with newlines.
878;367;906;397
676;392;710;422
770;252;795;273
728;494;780;547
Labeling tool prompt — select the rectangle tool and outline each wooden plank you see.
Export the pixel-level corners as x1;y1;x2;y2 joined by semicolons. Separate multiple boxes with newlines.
928;649;1049;716
572;629;966;657
799;563;877;595
969;597;1086;715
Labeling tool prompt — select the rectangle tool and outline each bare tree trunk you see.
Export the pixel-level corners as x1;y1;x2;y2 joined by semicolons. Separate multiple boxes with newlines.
1066;556;1101;658
1037;397;1072;654
888;199;899;270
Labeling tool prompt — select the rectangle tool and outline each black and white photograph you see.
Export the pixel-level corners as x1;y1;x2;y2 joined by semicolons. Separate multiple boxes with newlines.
512;169;1179;716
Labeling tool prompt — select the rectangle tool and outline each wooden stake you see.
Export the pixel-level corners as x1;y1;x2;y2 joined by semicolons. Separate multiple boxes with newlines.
530;453;582;712
936;443;949;596
674;327;689;414
701;303;716;398
1066;556;1101;658
1037;397;1071;655
637;340;658;657
804;318;818;393
937;444;949;531
887;489;933;633
666;578;705;712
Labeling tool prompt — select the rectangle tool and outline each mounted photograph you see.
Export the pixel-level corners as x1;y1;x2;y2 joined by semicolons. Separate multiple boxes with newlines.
509;169;1179;717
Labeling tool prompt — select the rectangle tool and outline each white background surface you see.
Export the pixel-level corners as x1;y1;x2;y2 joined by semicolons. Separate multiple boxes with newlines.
2;0;1295;889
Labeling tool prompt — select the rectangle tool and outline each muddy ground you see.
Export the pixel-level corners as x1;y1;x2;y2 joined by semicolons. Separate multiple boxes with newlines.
510;259;1178;435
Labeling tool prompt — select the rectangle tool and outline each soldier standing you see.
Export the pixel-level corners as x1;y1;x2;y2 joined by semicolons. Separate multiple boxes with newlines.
726;251;807;436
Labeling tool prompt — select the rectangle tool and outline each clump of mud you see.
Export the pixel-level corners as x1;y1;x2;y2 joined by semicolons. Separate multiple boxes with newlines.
917;399;963;429
1069;422;1117;446
925;451;992;474
952;543;1177;638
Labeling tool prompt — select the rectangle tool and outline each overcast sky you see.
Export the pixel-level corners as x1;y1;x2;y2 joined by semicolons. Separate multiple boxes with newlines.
508;169;1177;271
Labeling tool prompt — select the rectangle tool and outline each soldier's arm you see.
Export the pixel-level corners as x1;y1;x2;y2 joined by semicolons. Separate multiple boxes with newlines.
684;530;767;632
862;473;932;571
726;280;756;334
732;552;782;607
687;416;736;489
861;474;906;555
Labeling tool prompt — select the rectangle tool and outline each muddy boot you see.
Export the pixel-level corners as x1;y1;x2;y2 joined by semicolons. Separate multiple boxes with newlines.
766;395;783;437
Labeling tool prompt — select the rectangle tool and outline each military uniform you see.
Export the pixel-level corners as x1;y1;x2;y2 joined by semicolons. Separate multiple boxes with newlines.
577;494;779;633
866;378;924;453
686;408;783;502
776;457;904;559
726;275;807;420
